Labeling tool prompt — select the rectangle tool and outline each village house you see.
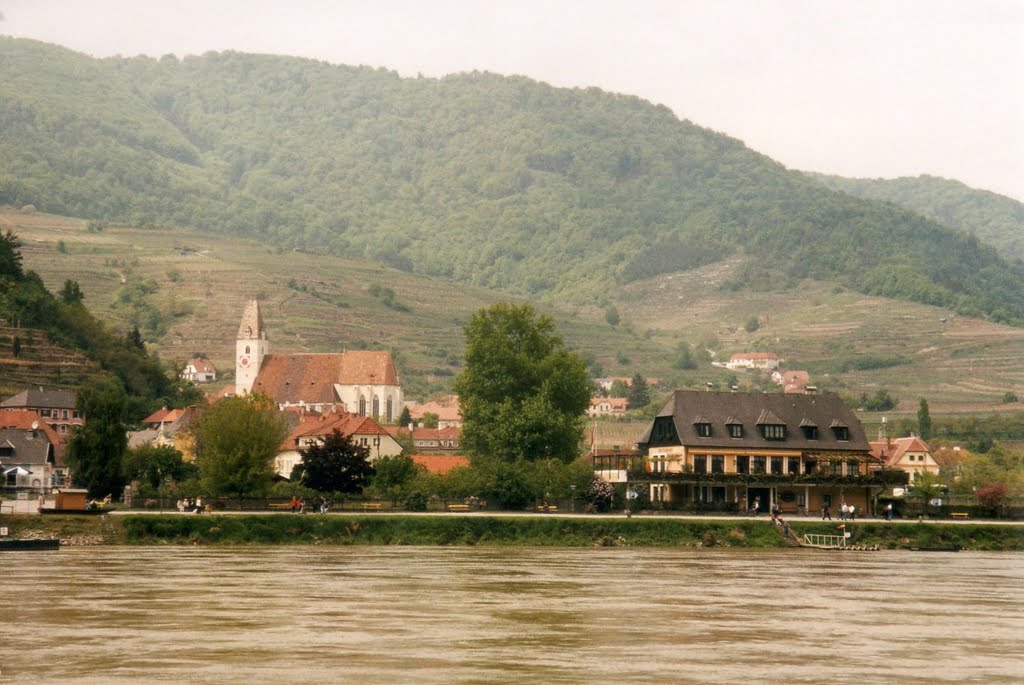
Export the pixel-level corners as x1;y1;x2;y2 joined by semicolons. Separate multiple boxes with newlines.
180;358;217;383
771;369;810;394
406;395;462;429
236;300;403;421
274;409;403;479
869;435;939;483
724;352;781;371
129;406;202;461
409;426;461;453
1;387;82;437
615;389;901;515
587;396;629;417
0;412;68;493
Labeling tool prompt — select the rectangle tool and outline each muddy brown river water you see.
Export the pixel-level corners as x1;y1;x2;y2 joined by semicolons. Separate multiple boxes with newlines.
2;546;1022;683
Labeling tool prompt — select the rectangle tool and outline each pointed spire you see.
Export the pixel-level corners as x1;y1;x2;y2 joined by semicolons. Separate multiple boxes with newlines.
238;300;265;339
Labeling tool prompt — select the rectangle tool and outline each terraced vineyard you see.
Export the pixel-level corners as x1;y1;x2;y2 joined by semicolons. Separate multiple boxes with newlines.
5;207;1023;413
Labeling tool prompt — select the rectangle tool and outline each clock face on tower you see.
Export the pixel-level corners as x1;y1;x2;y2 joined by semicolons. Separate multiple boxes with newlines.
240;356;250;367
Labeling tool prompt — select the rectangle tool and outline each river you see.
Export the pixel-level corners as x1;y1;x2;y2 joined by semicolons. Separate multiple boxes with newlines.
2;546;1022;683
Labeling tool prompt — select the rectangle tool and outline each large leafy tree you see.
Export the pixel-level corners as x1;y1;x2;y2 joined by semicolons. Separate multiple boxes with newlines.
299;429;375;494
123;443;196;492
453;303;591;463
193;393;287;499
66;376;128;498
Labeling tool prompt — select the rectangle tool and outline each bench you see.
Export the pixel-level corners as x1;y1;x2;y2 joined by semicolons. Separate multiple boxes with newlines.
360;502;383;512
536;505;558;513
268;503;293;510
951;512;970;519
447;504;471;512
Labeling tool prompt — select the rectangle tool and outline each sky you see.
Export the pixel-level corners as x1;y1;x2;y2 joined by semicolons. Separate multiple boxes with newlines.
2;0;1022;201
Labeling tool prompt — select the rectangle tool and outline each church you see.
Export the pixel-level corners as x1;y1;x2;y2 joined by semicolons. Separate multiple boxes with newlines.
235;300;403;422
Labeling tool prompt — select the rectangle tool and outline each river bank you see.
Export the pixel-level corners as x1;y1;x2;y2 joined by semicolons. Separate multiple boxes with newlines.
4;513;1024;550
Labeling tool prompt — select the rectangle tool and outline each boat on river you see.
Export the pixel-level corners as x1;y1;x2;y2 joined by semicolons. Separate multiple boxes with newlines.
0;538;60;551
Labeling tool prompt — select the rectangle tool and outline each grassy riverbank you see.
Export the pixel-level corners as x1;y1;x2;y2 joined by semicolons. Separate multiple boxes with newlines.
5;514;1024;550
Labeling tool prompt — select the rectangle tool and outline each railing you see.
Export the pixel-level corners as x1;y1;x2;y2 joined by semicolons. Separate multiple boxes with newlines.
627;470;908;487
803;533;845;548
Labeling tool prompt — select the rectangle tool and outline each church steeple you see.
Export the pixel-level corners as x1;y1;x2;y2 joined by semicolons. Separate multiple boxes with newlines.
236;300;268;395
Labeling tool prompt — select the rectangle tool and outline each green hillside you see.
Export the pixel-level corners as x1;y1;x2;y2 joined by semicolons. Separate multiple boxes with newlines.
808;173;1024;261
7;208;1024;412
2;38;1023;325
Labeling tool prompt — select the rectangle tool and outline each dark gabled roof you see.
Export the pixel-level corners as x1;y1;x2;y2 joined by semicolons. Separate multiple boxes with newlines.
799;417;818;427
1;387;75;410
638;390;871;453
0;427;57;466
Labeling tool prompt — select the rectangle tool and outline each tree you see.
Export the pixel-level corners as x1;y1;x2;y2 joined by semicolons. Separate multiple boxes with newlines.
744;316;760;332
0;229;23;279
193;393;287;499
608;379;630;398
369;454;420;502
453;303;591;463
674;342;697;370
604;305;620;326
421;412;439;429
918;398;933;441
66;376;128;498
627;373;650;408
398;406;412;427
123;443;196;493
300;429;375;494
60;279;83;304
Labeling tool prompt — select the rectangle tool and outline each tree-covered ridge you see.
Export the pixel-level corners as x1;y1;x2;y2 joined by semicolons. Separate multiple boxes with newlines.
2;38;1024;323
808;173;1024;262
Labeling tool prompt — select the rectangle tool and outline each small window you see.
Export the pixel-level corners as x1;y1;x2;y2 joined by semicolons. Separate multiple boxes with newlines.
40;409;51;417
728;423;743;438
696;423;712;438
833;426;850;441
762;424;786;440
801;425;819;440
752;456;766;474
804;459;817;474
787;457;800;474
711;455;724;474
770;457;783;474
736;456;750;474
0;446;13;457
693;455;707;474
830;461;844;475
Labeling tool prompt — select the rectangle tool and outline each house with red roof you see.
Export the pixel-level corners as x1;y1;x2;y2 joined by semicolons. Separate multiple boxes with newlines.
587;397;629;417
869;435;938;483
236;300;403;422
274;409;404;479
410;426;461;453
406;395;462;428
181;358;217;383
1;386;82;437
0;410;69;492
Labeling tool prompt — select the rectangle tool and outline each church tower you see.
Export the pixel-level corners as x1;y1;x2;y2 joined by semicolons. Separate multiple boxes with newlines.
236;299;268;395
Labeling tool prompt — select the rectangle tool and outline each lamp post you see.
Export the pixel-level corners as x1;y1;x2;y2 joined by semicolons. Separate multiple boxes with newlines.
570;484;576;513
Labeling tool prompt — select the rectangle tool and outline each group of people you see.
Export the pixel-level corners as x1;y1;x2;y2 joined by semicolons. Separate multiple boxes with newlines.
289;496;330;514
769;501;792;539
821;501;859;520
176;497;206;514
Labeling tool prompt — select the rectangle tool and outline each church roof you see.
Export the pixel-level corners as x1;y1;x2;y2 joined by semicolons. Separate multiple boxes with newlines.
237;300;265;339
252;352;399;405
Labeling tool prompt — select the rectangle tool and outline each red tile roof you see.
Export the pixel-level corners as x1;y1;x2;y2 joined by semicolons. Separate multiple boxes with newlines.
142;407;171;424
281;410;390;450
0;410;64;447
869;436;931;466
729;352;779;361
410;454;469;475
253;352;399;405
408;395;461;422
187;358;217;374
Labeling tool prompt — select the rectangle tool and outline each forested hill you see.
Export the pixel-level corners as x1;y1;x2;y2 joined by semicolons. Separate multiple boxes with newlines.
2;38;1024;324
808;173;1024;262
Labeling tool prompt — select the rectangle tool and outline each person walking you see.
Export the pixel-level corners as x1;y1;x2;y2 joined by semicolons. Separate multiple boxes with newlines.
885;502;894;521
821;504;831;520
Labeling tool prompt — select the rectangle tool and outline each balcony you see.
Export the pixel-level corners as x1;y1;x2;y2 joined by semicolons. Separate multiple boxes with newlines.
628;468;908;488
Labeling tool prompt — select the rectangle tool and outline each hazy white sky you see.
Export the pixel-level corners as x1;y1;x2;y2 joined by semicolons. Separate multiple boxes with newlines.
2;0;1022;200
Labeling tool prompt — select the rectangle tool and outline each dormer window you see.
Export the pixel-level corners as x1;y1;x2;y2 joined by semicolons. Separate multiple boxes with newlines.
725;417;743;438
653;418;678;443
830;419;850;441
762;424;786;440
800;418;819;440
692;416;712;437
